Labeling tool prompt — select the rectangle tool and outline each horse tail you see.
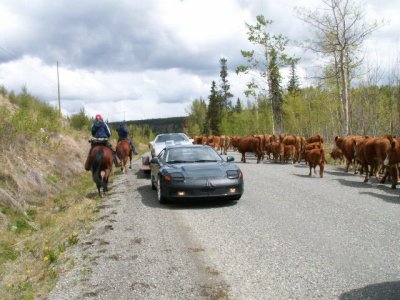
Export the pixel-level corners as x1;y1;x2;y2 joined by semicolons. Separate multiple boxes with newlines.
92;150;103;192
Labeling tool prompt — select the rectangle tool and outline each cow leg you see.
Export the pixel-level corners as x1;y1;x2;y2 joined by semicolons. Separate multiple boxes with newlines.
345;159;351;172
319;164;324;178
364;164;370;182
380;167;389;184
374;159;381;180
389;165;398;189
309;165;312;176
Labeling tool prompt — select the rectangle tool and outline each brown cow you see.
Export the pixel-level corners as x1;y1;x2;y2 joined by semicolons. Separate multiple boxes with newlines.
352;137;370;175
238;136;262;163
306;134;324;144
305;148;325;177
334;136;364;172
330;148;344;161
283;144;296;164
270;142;283;162
380;137;400;189
362;136;391;182
301;142;322;161
231;136;241;151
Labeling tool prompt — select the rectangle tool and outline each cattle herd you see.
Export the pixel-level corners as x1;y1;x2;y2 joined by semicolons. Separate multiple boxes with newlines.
192;134;400;189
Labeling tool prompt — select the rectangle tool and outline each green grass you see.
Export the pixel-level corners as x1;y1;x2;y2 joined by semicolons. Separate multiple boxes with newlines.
0;173;100;300
0;242;18;264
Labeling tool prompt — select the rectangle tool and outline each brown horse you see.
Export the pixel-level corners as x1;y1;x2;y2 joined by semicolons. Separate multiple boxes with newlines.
90;145;113;196
116;140;132;174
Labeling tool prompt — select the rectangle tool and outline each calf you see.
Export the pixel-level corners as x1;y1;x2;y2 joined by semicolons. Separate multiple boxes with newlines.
283;144;296;164
305;148;325;178
330;147;344;162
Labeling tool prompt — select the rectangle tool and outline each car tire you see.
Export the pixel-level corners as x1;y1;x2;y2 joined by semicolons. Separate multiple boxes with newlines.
151;175;156;190
157;176;168;204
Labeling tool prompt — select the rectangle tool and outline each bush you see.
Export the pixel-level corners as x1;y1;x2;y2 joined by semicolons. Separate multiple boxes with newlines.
69;107;92;130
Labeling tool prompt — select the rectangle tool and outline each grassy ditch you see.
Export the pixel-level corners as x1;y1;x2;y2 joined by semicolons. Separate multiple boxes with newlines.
0;172;104;300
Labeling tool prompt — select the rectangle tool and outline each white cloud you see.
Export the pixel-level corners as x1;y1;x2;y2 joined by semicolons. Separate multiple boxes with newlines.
0;0;399;122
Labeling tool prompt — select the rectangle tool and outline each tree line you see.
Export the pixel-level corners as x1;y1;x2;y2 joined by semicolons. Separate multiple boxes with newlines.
184;0;399;142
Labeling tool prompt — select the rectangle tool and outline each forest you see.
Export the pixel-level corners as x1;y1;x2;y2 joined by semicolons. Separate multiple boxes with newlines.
184;2;399;143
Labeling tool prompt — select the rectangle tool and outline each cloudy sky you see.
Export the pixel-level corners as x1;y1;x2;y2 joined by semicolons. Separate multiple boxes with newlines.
0;0;399;122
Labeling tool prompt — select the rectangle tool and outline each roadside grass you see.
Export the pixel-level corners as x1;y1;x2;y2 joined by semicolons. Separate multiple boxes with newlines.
0;172;103;300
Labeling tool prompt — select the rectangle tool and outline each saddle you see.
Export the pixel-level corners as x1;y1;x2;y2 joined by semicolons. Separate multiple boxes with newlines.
89;137;109;146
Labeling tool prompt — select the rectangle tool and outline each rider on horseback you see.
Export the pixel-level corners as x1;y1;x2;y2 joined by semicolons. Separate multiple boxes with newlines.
116;123;139;155
84;114;120;170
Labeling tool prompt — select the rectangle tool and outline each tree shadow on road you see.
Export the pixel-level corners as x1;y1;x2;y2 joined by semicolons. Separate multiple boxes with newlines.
136;185;237;210
339;281;400;300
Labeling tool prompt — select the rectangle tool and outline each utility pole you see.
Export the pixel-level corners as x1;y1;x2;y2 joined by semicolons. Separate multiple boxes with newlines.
57;61;61;118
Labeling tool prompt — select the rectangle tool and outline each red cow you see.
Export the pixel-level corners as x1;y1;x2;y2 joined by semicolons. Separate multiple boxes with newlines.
306;134;324;144
238;136;262;163
305;148;325;178
362;136;391;182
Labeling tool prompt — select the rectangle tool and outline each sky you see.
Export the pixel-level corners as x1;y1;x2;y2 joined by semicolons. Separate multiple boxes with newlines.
0;0;399;122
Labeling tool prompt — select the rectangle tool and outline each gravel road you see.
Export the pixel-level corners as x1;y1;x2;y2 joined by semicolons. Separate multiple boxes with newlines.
48;152;400;300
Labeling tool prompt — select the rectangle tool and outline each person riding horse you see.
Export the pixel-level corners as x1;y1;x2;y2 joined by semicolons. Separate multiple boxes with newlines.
116;123;139;155
84;114;120;171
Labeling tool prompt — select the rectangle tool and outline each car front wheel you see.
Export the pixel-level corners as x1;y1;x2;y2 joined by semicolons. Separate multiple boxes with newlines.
157;176;168;204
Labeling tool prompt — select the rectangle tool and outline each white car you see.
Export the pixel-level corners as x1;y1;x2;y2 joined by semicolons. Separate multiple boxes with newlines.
150;133;194;157
141;133;194;173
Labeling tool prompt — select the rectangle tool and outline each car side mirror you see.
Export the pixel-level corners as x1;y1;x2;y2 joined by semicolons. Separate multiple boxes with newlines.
226;156;234;162
150;157;160;165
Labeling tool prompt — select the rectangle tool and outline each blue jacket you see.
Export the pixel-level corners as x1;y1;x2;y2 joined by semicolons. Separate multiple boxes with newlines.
91;121;111;138
116;124;130;139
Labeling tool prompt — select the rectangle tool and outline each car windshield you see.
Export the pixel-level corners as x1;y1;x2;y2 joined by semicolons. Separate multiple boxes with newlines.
155;134;187;143
166;147;222;163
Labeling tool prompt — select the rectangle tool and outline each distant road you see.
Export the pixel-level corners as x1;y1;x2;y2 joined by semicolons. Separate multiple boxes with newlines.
49;152;400;299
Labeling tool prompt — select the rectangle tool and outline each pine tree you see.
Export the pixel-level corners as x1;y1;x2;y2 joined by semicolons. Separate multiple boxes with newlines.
287;60;300;95
219;58;234;111
235;98;243;113
206;81;221;135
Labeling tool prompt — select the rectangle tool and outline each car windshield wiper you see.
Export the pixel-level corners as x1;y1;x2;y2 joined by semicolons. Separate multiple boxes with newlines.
193;159;220;163
167;160;189;164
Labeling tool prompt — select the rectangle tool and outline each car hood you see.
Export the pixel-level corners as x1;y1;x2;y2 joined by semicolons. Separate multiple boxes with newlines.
164;162;237;178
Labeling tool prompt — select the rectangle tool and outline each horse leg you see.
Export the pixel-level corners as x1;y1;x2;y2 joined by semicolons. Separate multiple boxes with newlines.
103;170;110;193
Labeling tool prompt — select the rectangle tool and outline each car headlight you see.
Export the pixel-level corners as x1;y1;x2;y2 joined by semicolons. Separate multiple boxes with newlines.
226;170;242;179
171;172;185;182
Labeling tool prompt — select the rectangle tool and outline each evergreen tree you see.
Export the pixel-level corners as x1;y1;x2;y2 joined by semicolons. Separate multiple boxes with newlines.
235;98;243;113
287;59;300;95
206;81;221;135
219;58;234;111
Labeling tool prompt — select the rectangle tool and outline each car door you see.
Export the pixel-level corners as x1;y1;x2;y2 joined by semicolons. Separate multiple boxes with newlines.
150;149;166;185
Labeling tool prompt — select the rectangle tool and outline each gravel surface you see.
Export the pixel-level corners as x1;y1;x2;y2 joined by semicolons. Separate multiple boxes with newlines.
48;152;400;300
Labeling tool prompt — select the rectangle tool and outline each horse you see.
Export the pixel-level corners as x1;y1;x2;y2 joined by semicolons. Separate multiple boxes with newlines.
116;139;132;174
90;145;113;196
